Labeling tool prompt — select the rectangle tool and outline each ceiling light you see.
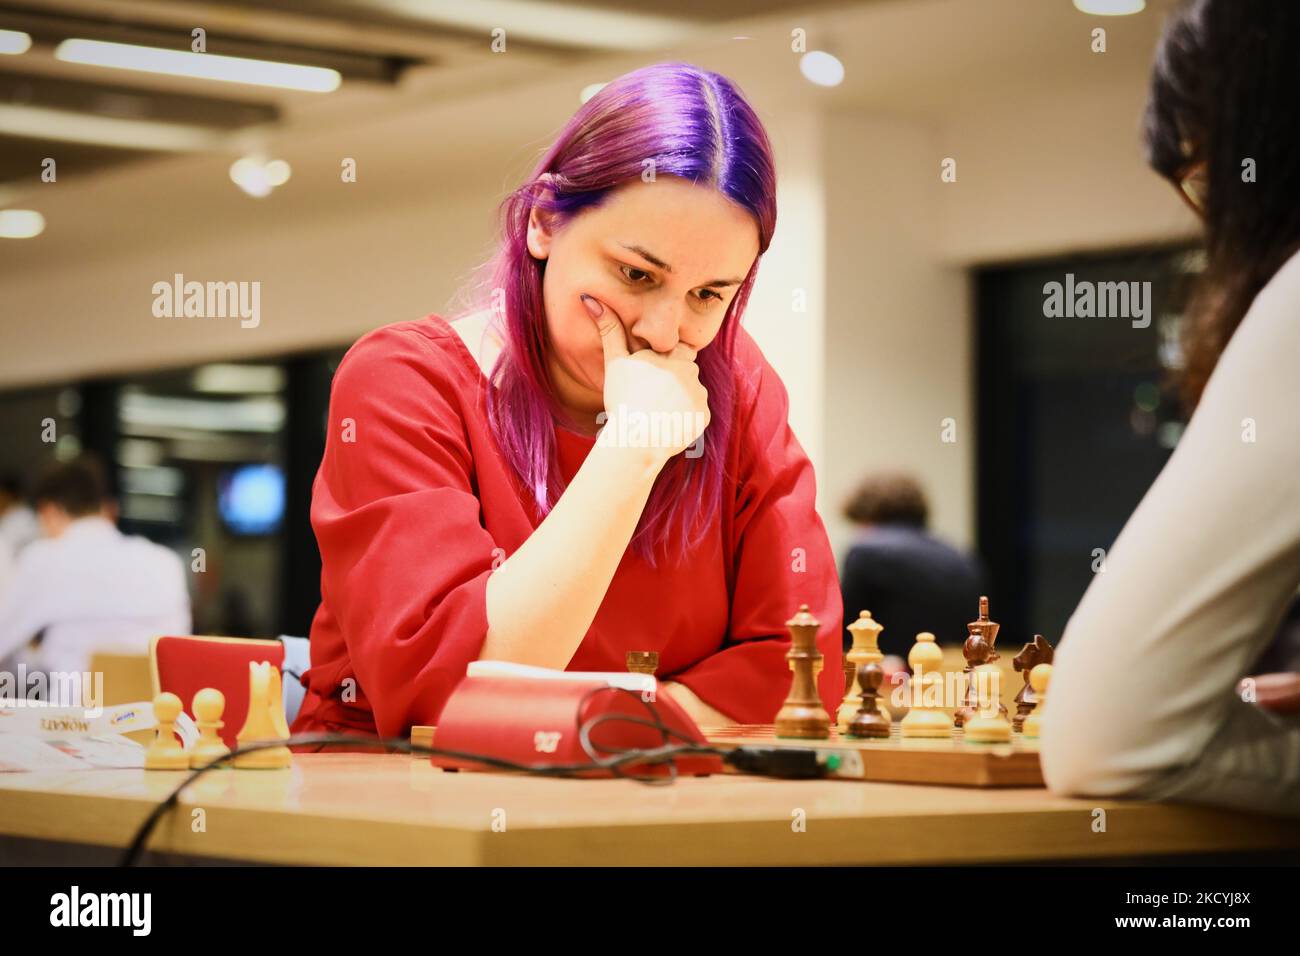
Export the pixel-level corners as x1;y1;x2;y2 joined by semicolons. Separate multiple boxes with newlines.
230;156;291;197
0;29;31;55
0;103;224;151
0;209;45;239
264;159;291;186
800;51;844;88
230;157;271;198
368;0;686;51
1073;0;1146;14
193;364;286;394
55;39;341;93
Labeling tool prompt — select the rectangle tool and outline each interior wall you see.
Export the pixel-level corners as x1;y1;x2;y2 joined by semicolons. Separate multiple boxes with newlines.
936;73;1198;265
0;4;1200;568
820;75;1198;562
822;112;971;560
744;106;826;485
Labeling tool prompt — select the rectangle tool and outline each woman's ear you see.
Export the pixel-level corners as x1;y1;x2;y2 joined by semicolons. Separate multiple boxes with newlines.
526;202;555;261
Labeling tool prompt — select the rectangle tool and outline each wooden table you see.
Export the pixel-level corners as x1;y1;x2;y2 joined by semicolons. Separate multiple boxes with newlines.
1;753;1296;866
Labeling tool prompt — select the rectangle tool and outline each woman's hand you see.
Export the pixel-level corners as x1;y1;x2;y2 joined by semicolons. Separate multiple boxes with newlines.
587;296;710;464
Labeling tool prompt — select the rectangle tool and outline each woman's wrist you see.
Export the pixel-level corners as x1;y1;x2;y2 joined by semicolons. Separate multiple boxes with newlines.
589;419;671;479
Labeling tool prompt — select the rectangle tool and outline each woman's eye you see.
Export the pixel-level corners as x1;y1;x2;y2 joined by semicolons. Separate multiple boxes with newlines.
696;289;723;304
620;265;652;284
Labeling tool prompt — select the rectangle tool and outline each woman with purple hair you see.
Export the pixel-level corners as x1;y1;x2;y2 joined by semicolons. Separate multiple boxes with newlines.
292;62;842;741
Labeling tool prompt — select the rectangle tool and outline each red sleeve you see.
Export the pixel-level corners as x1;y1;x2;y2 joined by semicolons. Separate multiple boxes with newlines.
671;335;844;723
311;325;497;738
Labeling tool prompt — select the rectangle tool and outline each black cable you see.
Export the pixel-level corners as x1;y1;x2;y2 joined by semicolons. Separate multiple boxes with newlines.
121;689;727;866
573;685;713;785
121;688;835;865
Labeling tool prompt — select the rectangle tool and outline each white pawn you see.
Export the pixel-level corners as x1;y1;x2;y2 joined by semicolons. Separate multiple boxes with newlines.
1022;664;1052;738
190;688;232;769
900;633;950;738
964;662;1012;743
145;692;190;770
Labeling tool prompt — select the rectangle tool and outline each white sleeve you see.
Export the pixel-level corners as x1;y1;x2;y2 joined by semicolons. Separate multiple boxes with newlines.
0;547;53;665
1040;251;1300;818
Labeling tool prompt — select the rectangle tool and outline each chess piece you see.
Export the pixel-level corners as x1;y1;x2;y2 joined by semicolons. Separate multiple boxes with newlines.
838;610;889;731
963;662;1012;743
954;596;1008;728
190;688;232;769
774;605;830;739
1012;634;1055;732
846;662;891;739
625;651;659;675
234;660;292;769
900;632;950;738
1021;663;1052;738
145;692;190;770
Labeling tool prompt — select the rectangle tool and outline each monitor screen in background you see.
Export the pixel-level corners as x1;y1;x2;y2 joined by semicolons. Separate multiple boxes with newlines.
217;463;286;536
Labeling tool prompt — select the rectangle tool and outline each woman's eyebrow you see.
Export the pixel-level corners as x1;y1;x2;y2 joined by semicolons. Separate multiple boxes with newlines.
617;242;743;288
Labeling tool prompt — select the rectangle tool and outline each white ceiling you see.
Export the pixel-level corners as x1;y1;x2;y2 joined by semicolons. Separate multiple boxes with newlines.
0;0;1181;270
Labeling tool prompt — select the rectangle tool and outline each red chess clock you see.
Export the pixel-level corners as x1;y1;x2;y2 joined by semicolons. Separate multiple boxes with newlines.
427;675;723;778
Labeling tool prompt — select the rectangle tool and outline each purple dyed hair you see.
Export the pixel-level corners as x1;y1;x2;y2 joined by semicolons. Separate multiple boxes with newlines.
462;62;777;562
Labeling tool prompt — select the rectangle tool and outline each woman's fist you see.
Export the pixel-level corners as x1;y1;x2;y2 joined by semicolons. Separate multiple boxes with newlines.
586;295;711;464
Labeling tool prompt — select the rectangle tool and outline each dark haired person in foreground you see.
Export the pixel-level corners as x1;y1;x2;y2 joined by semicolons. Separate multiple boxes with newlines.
1041;0;1300;816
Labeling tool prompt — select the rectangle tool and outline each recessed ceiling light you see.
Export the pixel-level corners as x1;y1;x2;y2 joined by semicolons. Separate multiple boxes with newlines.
230;156;291;197
55;39;341;92
0;209;46;239
264;159;291;187
1073;0;1146;14
0;29;31;55
231;157;271;197
800;51;844;88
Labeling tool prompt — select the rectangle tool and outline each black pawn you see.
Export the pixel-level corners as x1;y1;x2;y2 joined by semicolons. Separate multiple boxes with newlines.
847;663;891;739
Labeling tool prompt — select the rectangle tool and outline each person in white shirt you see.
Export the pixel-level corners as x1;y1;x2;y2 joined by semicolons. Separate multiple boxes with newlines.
0;474;40;557
0;536;14;606
0;456;191;678
1041;0;1300;817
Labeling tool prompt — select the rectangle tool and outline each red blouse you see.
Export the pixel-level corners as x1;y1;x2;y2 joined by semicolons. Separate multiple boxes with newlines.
291;315;843;740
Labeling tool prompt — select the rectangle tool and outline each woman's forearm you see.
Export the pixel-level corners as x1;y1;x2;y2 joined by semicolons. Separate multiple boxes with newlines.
661;681;732;726
480;436;663;668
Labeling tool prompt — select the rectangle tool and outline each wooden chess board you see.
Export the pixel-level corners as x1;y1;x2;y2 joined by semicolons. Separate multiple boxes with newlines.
700;724;1044;788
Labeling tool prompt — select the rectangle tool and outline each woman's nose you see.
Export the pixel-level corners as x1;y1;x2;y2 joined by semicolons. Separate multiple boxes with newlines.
628;302;683;353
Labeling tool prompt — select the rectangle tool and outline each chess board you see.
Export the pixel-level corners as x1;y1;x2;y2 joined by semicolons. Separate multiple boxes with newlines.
700;724;1044;788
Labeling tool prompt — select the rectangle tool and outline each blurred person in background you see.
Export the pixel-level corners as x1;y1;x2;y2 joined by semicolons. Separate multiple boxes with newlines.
0;455;190;677
0;530;13;607
0;474;39;557
839;471;984;658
